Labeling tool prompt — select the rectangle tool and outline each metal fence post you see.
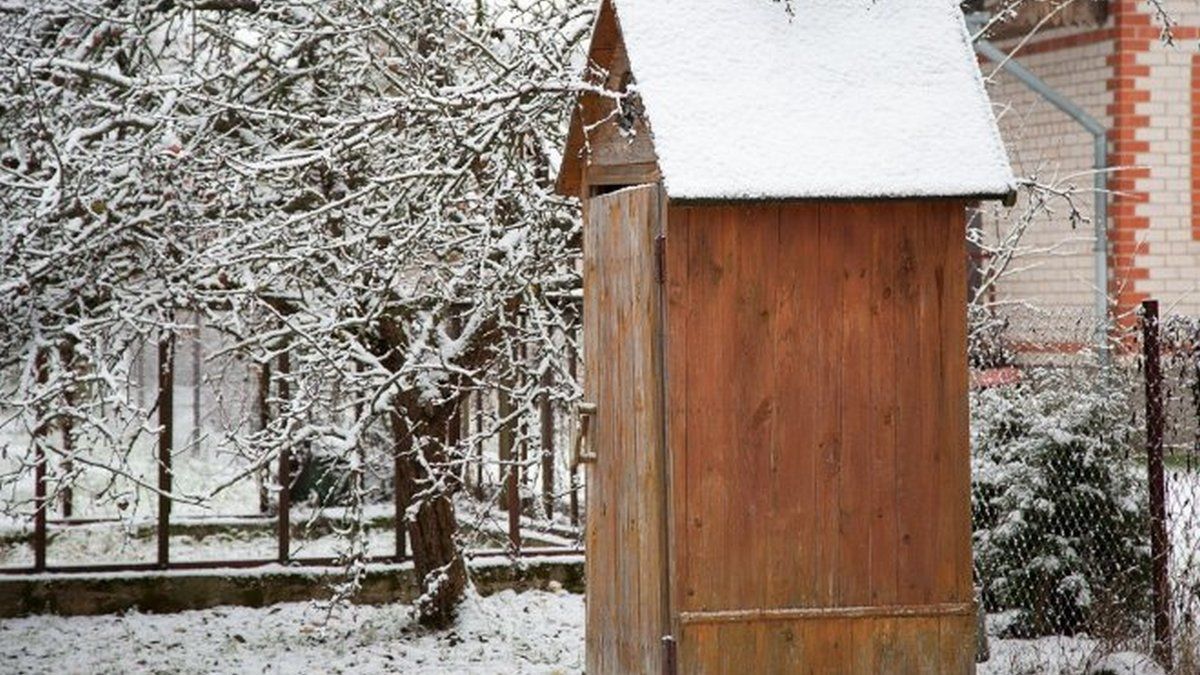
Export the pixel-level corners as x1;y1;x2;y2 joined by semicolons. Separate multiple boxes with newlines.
499;384;520;554
568;325;581;528
157;331;175;569
540;364;555;519
33;349;49;572
256;360;271;515
473;390;485;499
394;419;408;562
276;351;291;564
1142;299;1172;669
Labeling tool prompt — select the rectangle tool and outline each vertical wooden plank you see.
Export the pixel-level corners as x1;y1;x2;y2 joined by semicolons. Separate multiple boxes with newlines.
680;624;719;675
936;203;974;607
665;204;691;643
584;184;665;674
870;204;900;607
634;187;666;674
938;614;976;675
896;202;937;606
771;204;822;609
759;619;805;674
685;204;741;612
613;190;638;673
815;203;845;607
729;204;776;612
582;191;603;675
833;203;874;607
914;616;943;675
854;615;898;674
806;617;854;675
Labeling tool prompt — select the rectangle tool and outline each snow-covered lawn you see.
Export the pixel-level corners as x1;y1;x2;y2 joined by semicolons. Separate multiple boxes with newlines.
1;586;1173;675
0;589;585;675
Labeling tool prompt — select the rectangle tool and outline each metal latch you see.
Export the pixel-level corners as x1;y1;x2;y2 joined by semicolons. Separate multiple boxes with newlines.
572;402;598;468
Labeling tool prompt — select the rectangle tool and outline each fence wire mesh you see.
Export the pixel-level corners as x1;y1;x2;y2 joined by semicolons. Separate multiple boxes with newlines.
969;304;1200;674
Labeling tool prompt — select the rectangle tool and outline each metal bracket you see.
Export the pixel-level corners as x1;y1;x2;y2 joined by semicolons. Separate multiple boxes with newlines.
572;402;598;468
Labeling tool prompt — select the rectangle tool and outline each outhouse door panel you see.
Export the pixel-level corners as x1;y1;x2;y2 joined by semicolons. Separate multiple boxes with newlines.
663;201;975;672
582;184;669;675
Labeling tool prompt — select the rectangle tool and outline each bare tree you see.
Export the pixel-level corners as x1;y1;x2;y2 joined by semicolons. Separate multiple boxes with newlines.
1;0;591;627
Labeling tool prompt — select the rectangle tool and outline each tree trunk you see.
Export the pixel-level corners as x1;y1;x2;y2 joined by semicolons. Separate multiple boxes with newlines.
392;409;467;629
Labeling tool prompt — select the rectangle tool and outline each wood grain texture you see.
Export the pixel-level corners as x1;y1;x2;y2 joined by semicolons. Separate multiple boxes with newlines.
557;0;658;196
583;184;667;675
664;200;974;673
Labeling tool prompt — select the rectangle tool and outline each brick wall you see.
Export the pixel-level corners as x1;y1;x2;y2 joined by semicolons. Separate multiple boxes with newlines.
982;1;1200;319
984;27;1113;315
1114;1;1200;316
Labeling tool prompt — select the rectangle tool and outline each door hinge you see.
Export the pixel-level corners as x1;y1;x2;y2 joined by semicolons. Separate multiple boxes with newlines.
662;635;678;675
654;235;666;284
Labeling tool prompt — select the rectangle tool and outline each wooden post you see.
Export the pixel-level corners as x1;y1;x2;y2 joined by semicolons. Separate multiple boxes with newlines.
499;384;520;553
33;349;49;572
1143;299;1172;670
157;331;175;569
540;364;555;519
276;351;291;564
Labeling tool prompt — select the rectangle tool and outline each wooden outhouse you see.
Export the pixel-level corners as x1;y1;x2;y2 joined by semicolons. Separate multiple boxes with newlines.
558;1;1015;673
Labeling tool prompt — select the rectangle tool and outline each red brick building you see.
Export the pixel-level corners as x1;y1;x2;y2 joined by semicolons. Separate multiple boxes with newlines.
981;0;1200;320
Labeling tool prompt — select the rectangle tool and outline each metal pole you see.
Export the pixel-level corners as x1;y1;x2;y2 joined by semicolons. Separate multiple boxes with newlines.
568;327;580;528
256;361;271;515
973;31;1110;359
499;384;520;553
157;331;175;569
191;316;202;453
474;390;485;500
60;418;73;519
1142;299;1172;669
33;349;48;572
540;364;555;519
276;351;291;564
394;421;408;562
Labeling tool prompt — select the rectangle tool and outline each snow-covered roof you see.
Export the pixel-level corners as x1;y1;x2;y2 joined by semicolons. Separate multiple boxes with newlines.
559;0;1016;201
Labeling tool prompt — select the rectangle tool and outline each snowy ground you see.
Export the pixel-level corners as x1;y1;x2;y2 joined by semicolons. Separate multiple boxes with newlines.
0;589;585;675
0;587;1174;675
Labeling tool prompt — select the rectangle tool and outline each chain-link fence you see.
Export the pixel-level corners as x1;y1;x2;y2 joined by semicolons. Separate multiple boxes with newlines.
970;303;1200;674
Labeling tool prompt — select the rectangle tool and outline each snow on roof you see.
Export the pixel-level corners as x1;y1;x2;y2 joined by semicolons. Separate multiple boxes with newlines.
590;0;1016;201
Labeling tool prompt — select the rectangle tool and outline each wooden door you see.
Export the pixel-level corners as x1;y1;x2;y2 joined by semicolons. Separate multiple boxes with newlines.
663;201;975;673
582;184;670;675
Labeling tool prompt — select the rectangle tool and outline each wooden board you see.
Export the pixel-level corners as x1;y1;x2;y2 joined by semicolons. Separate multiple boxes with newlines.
583;183;668;675
664;200;974;673
558;0;659;196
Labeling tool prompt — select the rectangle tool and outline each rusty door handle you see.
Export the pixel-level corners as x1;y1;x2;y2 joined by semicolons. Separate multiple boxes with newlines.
573;402;598;468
